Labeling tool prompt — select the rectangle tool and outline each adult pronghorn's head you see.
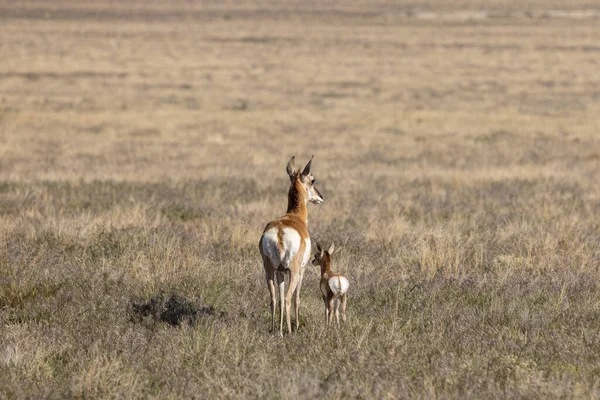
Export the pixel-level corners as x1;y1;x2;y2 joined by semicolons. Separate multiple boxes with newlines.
312;242;334;267
286;155;324;205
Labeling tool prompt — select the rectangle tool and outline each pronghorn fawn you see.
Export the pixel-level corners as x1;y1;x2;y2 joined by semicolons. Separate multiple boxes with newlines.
259;156;324;335
312;242;349;325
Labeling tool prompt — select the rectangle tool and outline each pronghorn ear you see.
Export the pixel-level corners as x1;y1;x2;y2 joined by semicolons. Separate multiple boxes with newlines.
301;155;314;178
315;241;322;254
328;243;335;254
286;156;296;180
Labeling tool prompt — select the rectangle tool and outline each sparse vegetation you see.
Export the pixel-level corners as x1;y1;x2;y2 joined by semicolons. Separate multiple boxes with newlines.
1;0;600;398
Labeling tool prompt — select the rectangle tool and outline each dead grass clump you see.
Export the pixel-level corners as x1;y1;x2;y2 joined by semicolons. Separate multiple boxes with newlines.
72;355;144;399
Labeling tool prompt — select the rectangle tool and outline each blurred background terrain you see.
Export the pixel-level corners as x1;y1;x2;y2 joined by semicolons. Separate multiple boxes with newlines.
1;0;600;397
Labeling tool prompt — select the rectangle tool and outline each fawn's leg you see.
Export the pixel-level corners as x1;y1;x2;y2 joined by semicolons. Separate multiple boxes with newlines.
340;293;348;322
323;295;329;323
327;293;335;325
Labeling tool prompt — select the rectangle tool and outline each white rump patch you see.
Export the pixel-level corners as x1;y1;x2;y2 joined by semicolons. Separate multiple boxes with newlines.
261;227;305;271
328;276;350;296
280;228;302;269
261;227;282;269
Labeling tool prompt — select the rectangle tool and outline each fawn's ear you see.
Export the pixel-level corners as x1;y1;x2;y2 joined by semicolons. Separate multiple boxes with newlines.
286;156;296;181
328;243;335;255
315;241;322;254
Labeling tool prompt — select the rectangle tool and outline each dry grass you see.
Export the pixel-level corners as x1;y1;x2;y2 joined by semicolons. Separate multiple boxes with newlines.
1;0;600;398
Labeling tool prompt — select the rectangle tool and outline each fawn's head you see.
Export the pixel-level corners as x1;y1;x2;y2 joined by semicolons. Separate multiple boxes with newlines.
286;156;324;205
312;242;335;273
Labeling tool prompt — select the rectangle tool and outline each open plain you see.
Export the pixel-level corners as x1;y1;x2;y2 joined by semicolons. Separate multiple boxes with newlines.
1;0;600;397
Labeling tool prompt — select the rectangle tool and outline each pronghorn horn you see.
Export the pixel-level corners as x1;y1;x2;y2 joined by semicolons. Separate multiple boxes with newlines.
328;243;335;255
286;156;296;178
301;155;314;177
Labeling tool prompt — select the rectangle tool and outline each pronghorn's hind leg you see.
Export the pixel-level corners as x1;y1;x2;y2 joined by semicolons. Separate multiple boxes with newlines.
340;293;347;323
262;255;278;333
285;270;301;334
276;271;286;336
285;248;305;334
334;297;340;325
326;293;335;325
265;271;277;333
293;268;305;330
322;294;329;323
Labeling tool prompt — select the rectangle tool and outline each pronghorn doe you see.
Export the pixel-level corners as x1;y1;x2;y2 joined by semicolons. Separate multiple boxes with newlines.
312;242;349;325
259;156;324;335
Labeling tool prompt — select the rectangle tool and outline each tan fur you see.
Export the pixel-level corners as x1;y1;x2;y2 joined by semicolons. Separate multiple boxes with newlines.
312;244;349;325
259;156;323;335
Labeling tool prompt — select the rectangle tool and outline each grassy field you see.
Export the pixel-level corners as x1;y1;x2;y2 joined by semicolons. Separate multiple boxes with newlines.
1;0;600;397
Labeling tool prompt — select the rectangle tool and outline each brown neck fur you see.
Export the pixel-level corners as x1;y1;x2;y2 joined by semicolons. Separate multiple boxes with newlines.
320;253;332;276
286;176;308;222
